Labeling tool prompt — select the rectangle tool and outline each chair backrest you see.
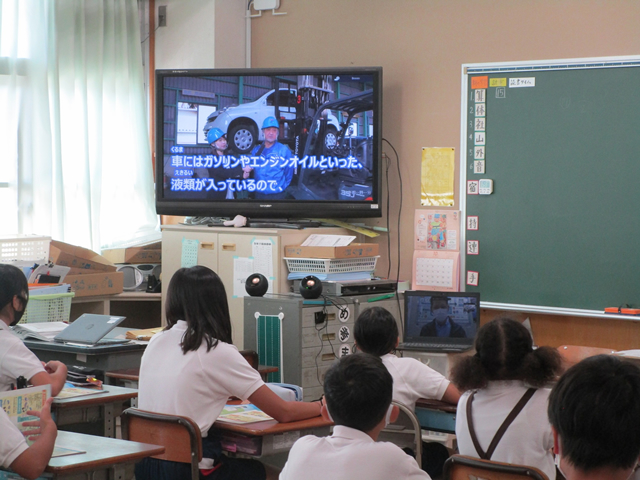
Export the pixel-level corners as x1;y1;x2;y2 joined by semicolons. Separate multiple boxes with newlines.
121;407;202;480
443;454;549;480
240;349;260;370
377;401;423;468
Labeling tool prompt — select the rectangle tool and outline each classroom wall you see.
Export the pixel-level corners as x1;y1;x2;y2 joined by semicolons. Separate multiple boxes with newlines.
250;0;640;280
154;0;246;69
248;0;640;349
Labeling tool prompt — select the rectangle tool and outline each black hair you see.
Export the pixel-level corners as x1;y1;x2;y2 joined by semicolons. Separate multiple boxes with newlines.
354;307;398;356
430;296;450;311
323;353;393;433
548;355;640;472
0;264;28;311
165;266;232;354
450;317;561;391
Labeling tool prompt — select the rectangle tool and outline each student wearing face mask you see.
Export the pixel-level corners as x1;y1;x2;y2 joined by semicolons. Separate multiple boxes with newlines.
419;296;467;338
0;264;67;395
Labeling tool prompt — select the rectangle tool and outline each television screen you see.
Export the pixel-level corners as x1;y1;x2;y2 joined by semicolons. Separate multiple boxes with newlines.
155;67;382;218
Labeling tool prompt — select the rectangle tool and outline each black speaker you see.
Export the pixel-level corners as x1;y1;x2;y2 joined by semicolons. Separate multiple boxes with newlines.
299;275;322;299
245;273;269;297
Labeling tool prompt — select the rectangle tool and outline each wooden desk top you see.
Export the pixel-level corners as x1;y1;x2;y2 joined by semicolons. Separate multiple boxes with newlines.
415;398;457;413
47;430;164;475
214;414;331;436
53;385;138;409
557;345;617;372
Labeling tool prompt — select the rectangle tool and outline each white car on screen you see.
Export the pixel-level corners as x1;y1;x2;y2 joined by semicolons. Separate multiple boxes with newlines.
204;88;341;154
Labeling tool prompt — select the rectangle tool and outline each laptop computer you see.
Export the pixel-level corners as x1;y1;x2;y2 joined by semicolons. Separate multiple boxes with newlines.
53;314;129;346
397;291;480;353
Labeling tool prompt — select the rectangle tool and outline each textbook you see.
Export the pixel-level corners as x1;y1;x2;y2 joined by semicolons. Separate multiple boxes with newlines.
125;327;163;341
56;386;106;400
0;385;51;446
216;404;273;424
11;322;68;342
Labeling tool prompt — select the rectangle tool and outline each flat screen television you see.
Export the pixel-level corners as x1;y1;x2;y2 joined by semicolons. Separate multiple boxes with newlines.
155;67;382;219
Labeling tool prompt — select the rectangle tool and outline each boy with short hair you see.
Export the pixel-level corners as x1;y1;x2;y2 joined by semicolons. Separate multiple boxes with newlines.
548;354;640;480
279;353;430;480
1;397;57;480
0;264;67;395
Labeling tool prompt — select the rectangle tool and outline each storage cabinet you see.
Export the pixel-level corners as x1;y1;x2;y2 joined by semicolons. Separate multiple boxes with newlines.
244;294;402;401
161;225;354;348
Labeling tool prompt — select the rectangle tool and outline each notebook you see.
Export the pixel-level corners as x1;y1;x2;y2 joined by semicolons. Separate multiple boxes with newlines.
397;290;480;353
53;314;129;346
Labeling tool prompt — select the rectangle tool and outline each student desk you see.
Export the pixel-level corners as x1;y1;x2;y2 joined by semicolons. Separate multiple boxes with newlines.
24;334;147;372
45;430;163;480
415;398;457;435
213;414;332;458
53;385;138;438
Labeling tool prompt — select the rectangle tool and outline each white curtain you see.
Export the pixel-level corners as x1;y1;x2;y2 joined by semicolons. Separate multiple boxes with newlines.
0;0;158;252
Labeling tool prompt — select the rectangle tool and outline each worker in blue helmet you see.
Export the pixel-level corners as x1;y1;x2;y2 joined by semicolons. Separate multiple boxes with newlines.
204;127;245;199
247;116;294;199
207;127;226;146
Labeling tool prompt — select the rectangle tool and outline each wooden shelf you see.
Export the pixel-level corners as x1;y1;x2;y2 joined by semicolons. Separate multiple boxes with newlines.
71;292;161;329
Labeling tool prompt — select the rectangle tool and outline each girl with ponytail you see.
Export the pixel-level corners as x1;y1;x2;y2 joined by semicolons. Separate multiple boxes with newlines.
451;317;562;479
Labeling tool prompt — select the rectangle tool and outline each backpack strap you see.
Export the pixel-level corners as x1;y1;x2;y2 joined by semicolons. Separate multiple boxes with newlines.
466;387;537;460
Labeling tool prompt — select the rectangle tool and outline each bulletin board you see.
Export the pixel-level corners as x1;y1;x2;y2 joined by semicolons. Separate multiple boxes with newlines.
461;57;640;313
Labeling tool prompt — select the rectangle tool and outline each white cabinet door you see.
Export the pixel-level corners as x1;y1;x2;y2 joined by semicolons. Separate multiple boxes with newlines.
218;233;280;348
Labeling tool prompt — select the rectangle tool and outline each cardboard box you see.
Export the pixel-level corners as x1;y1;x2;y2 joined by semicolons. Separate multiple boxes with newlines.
284;243;379;259
49;240;117;272
101;246;162;264
65;271;124;297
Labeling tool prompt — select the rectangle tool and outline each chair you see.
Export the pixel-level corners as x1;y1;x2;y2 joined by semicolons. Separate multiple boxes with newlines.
377;401;423;468
121;407;202;480
443;454;549;480
240;349;279;381
239;349;260;370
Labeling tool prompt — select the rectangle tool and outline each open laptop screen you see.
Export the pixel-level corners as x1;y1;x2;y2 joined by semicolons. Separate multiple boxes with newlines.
403;291;480;348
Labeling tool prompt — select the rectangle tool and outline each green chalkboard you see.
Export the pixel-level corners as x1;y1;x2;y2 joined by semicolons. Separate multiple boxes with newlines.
463;59;640;312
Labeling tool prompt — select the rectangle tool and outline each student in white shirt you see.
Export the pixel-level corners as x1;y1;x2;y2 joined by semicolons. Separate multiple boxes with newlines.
548;355;640;480
451;317;562;480
280;352;431;480
137;265;322;480
0;397;57;480
354;306;460;477
0;264;67;395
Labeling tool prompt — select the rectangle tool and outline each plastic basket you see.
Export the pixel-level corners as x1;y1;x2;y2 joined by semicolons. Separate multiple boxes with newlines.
0;235;51;264
20;293;75;324
284;256;379;274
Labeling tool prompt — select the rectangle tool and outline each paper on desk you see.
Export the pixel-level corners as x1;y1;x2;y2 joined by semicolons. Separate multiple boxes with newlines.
301;234;356;247
52;445;86;458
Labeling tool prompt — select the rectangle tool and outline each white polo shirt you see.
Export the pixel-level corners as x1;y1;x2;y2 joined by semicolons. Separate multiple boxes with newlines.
381;353;450;411
455;381;555;480
138;320;264;437
0;322;46;392
0;407;28;469
280;425;431;480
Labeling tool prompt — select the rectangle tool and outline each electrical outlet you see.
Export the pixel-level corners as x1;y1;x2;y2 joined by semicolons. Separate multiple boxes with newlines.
158;6;167;27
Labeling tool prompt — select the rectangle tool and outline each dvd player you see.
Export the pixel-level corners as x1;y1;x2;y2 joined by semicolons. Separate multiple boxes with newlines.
292;278;398;296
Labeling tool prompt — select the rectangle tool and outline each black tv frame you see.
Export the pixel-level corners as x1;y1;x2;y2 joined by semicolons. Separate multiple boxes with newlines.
154;66;383;219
